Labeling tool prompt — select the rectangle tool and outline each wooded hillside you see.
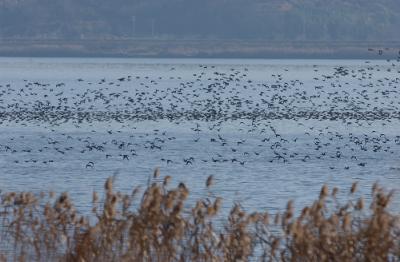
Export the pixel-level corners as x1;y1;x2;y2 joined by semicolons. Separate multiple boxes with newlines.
0;0;399;41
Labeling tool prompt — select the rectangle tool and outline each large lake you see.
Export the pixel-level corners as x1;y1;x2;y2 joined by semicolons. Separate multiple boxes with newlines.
0;57;399;213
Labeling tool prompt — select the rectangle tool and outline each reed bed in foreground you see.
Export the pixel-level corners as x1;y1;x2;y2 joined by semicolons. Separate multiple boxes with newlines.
0;169;398;261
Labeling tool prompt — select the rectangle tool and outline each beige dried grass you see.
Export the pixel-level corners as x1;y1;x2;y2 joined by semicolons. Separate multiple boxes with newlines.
0;169;398;261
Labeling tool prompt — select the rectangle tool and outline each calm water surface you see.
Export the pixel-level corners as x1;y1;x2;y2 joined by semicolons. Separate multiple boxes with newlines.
0;57;399;214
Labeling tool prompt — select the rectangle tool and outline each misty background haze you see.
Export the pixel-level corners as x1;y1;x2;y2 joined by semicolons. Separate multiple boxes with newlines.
1;0;400;57
1;0;399;41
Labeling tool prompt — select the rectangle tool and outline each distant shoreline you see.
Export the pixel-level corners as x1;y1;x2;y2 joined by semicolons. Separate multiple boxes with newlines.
0;38;399;59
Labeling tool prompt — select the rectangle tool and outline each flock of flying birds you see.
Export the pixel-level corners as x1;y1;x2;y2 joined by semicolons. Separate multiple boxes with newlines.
0;51;400;173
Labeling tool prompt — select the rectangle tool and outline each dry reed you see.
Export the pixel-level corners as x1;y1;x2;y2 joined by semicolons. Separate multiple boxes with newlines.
0;171;398;261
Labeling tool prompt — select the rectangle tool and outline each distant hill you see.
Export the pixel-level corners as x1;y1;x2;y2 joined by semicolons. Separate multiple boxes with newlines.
0;0;399;41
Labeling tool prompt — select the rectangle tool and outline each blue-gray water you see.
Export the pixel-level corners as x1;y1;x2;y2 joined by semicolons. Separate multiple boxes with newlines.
0;57;399;214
